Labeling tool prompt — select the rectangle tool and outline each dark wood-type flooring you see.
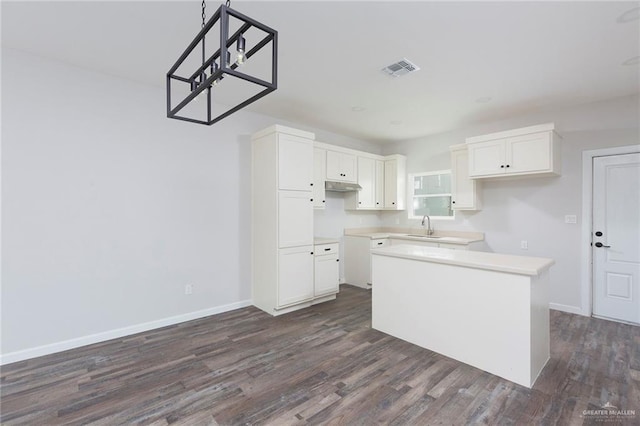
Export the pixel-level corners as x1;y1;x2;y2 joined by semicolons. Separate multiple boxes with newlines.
1;285;639;425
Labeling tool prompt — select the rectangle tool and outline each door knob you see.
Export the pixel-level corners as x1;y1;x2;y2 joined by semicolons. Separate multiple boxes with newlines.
594;242;611;248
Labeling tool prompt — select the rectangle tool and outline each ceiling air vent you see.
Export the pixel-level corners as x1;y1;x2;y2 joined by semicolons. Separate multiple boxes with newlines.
381;58;420;77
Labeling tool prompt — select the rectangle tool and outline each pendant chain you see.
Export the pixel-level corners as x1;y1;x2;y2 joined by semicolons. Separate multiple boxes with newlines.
201;0;206;28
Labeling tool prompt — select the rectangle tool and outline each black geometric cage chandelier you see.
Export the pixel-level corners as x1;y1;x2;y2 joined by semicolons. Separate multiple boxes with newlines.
166;0;277;125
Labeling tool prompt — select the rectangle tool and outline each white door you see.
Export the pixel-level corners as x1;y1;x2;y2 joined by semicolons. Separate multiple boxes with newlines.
278;191;313;248
278;134;313;191
278;246;314;307
506;132;552;175
314;253;339;296
375;160;385;208
313;148;326;208
592;153;640;324
357;157;375;209
384;159;397;208
467;140;505;177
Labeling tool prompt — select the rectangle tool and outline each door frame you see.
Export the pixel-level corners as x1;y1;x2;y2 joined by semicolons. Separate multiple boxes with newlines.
580;144;640;316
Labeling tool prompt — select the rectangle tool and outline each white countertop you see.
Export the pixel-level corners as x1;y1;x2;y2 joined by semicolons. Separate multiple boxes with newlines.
345;231;483;245
371;244;554;276
314;237;339;245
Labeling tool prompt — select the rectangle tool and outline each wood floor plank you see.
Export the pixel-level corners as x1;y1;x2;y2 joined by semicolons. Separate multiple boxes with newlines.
2;285;639;425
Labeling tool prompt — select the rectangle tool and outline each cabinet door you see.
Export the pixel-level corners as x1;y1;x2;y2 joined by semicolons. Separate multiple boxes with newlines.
340;153;357;183
278;134;314;191
314;253;339;296
326;151;357;183
278;246;314;307
375;160;385;208
313;148;326;208
468;140;506;177
451;148;480;210
384;159;398;208
357;157;376;209
506;132;552;175
278;191;313;248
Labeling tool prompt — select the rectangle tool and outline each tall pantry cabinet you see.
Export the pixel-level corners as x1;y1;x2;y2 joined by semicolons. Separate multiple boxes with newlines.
251;125;318;316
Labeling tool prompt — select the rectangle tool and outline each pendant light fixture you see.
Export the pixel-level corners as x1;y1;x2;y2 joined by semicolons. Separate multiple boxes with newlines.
166;0;277;125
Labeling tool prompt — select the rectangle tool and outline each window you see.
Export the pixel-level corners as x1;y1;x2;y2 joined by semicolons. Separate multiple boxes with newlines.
408;170;454;219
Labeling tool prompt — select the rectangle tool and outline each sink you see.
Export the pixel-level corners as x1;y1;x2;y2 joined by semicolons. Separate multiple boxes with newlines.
406;234;442;239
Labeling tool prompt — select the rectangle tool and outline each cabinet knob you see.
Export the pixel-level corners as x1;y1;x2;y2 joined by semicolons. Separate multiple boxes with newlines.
310;252;314;255
310;198;314;202
310;183;313;186
324;248;331;251
336;259;340;262
452;201;456;204
506;164;510;168
358;202;361;204
377;242;383;245
392;202;395;205
500;165;505;168
322;200;325;203
376;202;379;205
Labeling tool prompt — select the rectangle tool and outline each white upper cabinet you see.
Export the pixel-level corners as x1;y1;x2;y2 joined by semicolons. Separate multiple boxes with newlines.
326;150;357;183
356;157;376;209
278;134;314;191
450;144;481;210
313;148;327;208
467;123;561;179
384;155;406;210
375;160;385;208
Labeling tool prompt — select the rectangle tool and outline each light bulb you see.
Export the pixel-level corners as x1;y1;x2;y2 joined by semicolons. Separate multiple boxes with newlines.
210;62;221;86
235;35;246;66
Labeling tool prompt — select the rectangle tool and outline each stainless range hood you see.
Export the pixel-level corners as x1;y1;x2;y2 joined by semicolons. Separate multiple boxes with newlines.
325;181;362;192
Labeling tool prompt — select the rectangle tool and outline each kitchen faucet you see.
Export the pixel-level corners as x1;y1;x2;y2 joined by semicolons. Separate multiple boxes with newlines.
421;215;434;236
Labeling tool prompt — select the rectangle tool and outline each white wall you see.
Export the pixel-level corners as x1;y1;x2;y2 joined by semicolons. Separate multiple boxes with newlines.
0;48;379;362
380;95;640;314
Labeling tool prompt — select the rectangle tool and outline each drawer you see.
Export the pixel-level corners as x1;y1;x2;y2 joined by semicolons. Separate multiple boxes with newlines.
314;243;339;256
370;238;390;249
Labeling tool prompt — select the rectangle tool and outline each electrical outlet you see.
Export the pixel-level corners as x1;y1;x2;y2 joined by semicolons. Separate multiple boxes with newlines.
520;240;528;250
565;215;577;224
184;284;193;295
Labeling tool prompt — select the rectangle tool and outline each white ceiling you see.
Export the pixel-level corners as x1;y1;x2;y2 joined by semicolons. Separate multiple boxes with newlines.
2;1;639;143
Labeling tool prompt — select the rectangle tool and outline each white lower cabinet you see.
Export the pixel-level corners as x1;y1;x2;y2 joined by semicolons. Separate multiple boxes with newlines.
344;237;390;288
278;246;314;307
314;243;340;296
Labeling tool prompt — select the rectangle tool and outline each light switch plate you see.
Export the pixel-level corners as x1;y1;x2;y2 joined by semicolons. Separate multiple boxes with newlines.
565;215;577;224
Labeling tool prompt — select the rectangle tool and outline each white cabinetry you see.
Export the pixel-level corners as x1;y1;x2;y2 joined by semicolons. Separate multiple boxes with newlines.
251;125;324;316
375;160;385;208
278;191;314;248
345;156;378;210
450;144;481;210
344;237;390;288
314;242;339;296
279;246;314;307
467;123;561;179
279;135;314;190
384;155;406;210
326;151;357;183
313;148;326;208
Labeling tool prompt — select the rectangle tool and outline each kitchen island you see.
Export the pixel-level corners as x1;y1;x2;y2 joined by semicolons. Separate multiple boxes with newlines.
371;244;554;388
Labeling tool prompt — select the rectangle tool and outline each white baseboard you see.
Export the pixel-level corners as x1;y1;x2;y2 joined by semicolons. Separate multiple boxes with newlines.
549;302;587;316
0;299;252;366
